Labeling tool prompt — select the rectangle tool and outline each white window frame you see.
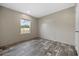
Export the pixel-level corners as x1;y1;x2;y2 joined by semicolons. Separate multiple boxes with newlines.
20;18;32;34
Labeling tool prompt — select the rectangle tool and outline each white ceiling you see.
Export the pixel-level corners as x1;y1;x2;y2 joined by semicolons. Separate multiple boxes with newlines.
0;3;75;18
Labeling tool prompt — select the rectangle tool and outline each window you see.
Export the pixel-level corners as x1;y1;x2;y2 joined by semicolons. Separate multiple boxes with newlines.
20;19;31;34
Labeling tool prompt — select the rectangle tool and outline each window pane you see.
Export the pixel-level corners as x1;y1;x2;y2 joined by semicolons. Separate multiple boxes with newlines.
20;19;31;34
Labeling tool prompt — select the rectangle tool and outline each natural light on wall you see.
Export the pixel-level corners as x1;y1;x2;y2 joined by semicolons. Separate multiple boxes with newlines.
20;19;31;34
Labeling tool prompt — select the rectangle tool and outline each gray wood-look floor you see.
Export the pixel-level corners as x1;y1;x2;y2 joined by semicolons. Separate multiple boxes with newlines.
0;38;78;56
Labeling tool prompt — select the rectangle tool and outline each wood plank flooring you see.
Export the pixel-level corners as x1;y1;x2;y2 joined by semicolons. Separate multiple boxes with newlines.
0;38;78;56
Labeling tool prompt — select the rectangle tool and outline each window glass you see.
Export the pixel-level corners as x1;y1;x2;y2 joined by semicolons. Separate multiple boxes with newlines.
20;19;31;34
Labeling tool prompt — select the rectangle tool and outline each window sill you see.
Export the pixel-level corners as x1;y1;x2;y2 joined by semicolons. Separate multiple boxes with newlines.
20;32;31;35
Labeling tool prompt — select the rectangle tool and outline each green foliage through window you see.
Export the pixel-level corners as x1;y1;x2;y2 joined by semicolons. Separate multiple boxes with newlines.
21;25;30;28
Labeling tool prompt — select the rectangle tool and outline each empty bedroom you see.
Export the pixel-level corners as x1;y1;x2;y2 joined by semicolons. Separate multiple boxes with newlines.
0;3;79;56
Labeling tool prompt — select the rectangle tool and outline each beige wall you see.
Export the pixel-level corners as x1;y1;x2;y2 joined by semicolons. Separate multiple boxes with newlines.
0;6;38;46
38;7;75;45
75;4;79;55
0;7;2;45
